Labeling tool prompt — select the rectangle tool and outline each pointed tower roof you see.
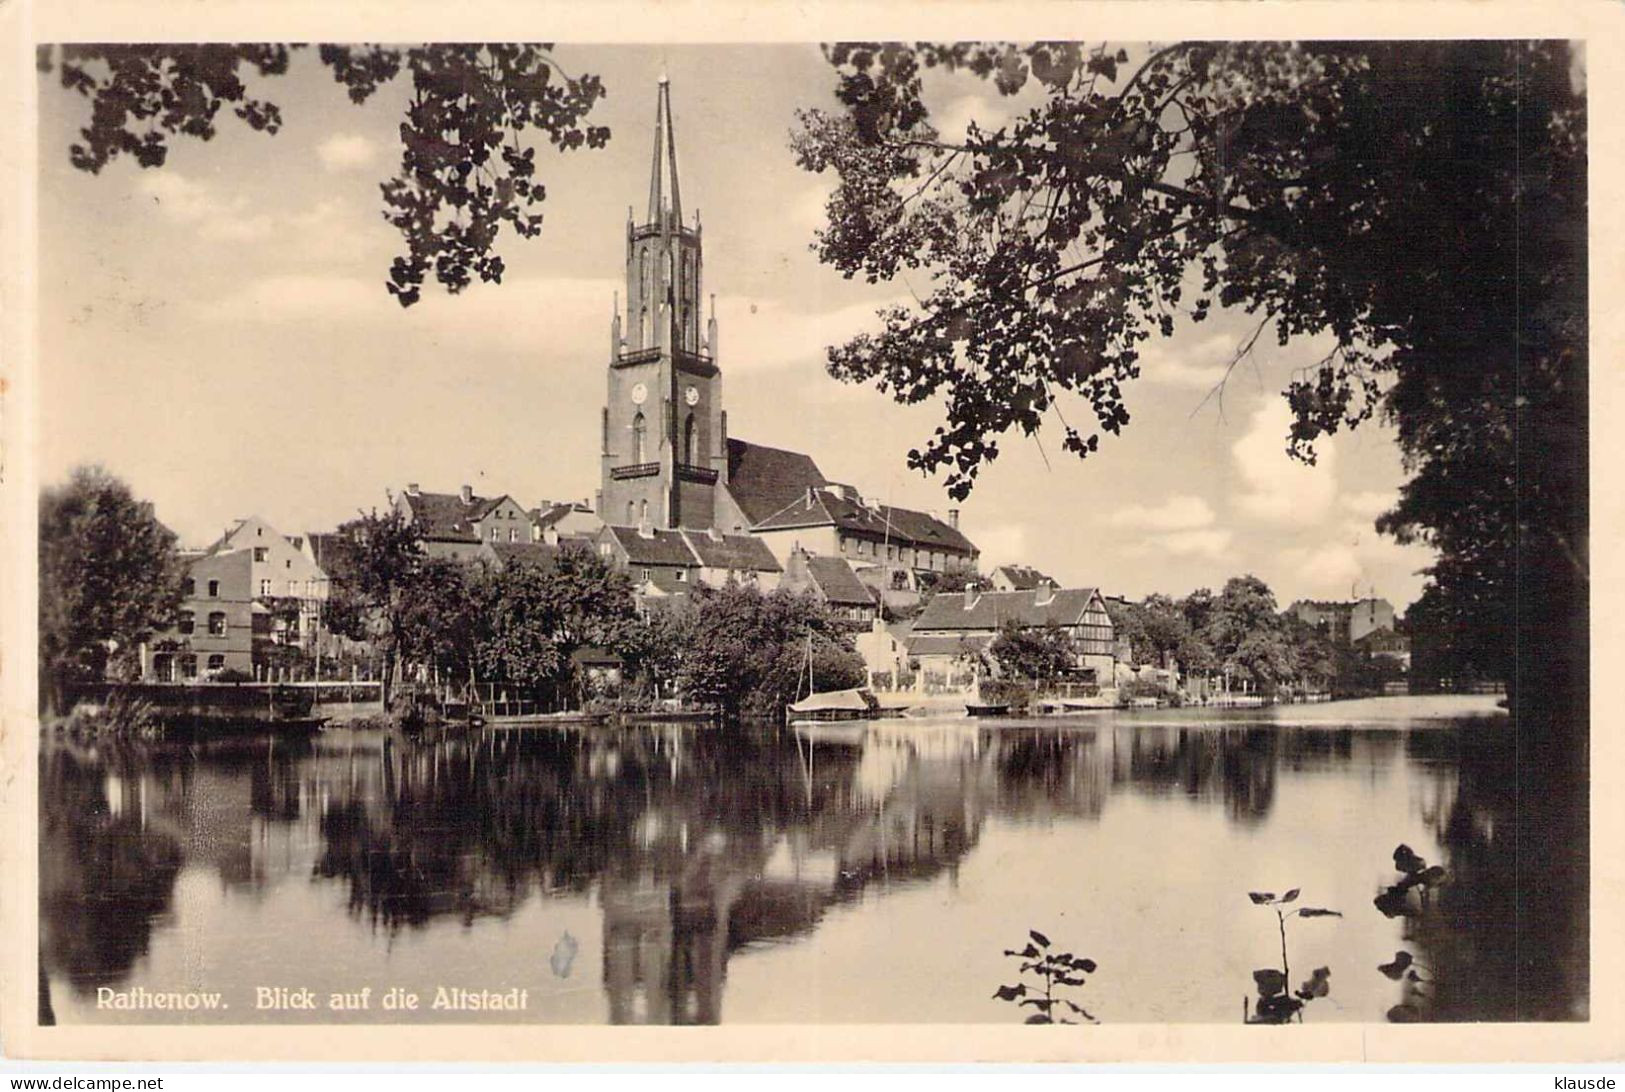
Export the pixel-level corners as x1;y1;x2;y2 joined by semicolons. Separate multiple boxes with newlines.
646;76;682;229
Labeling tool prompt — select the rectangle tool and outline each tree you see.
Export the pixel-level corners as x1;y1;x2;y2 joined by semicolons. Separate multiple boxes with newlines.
38;467;185;713
39;44;611;307
794;41;1585;726
1205;575;1296;693
989;620;1075;684
397;557;484;690
620;602;694;701
474;547;637;706
321;507;426;707
680;585;864;721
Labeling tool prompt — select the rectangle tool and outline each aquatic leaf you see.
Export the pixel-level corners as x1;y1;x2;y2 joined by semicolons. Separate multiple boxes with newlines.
1393;844;1426;875
1373;886;1411;919
1252;968;1287;997
1406;969;1423;983
1386;1003;1423;1023
1419;865;1447;885
1378;951;1414;980
1248;892;1276;905
1281;888;1300;903
993;984;1026;1001
1025;1013;1052;1024
1296;907;1342;918
1077;958;1098;973
1298;967;1331;999
1254;994;1303;1023
1021;943;1040;958
1029;929;1051;948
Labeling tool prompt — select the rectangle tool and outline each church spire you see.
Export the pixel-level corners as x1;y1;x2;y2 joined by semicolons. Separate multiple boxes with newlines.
646;76;682;230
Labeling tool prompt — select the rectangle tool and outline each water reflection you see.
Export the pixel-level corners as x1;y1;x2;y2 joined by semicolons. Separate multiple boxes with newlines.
37;701;1586;1024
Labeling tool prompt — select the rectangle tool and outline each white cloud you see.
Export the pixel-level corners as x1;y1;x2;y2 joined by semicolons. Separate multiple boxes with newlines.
136;172;274;243
1231;400;1338;526
1341;489;1397;520
1138;332;1235;391
317;133;380;172
1278;517;1437;603
1151;528;1234;559
1108;494;1215;532
714;293;911;374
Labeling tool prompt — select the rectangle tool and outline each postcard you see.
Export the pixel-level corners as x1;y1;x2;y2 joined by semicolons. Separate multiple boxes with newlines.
2;0;1621;1065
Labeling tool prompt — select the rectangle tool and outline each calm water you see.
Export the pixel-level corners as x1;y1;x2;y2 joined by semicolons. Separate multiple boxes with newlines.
39;696;1587;1025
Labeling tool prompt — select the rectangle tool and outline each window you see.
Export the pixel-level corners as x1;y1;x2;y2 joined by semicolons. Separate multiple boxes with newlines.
207;654;225;673
259;579;272;596
287;580;297;595
676;570;687;583
626;501;636;524
509;528;518;543
632;411;646;463
152;654;173;683
639;499;649;522
180;654;198;679
253;547;268;562
684;413;696;464
641;568;652;583
183;578;196;597
599;543;613;560
208;612;226;636
285;559;292;569
178;610;195;635
208;580;219;597
490;527;499;542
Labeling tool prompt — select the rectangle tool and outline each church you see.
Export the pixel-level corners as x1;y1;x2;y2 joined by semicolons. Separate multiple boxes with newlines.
591;79;979;607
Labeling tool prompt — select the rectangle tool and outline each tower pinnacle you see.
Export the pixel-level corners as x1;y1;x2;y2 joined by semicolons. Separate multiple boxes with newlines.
646;78;682;229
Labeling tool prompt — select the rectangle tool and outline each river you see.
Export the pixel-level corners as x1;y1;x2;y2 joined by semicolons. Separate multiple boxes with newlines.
37;695;1587;1025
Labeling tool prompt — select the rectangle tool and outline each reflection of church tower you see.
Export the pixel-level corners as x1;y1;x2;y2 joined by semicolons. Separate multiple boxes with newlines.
598;77;727;530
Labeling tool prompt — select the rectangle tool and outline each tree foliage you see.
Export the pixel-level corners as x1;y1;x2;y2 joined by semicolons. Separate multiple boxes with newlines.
989;620;1075;683
39;43;610;306
321;507;426;706
679;584;865;721
473;547;637;698
39;466;185;712
796;41;1586;722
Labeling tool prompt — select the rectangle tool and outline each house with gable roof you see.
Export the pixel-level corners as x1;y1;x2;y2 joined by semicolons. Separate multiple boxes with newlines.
396;483;536;561
780;548;879;625
909;581;1119;687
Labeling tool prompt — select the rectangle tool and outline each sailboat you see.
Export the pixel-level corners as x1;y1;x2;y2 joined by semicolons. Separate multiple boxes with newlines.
785;630;880;732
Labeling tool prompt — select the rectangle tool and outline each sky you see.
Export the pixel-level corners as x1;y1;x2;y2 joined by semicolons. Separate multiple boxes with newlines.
37;43;1437;610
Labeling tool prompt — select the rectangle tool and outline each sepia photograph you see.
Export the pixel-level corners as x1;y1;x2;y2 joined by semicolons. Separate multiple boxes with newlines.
1;5;1613;1065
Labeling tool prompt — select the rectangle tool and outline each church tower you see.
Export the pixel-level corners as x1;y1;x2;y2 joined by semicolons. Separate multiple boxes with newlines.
598;77;727;530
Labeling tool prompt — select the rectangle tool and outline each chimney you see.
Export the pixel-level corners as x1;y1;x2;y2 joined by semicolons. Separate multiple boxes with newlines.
460;484;473;504
406;482;420;496
637;515;655;539
947;508;960;529
1035;578;1056;606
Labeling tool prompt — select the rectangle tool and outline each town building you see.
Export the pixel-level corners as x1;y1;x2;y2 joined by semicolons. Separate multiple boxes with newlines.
396;483;537;561
143;516;329;681
593;524;783;599
780;549;880;626
1289;597;1397;644
910;582;1119;686
1354;626;1412;670
590;79;978;597
989;564;1056;592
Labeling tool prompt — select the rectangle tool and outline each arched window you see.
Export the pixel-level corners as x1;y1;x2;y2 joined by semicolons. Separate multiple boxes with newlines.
683;413;696;464
631;411;646;463
639;499;649;522
639;250;650;304
626;501;635;524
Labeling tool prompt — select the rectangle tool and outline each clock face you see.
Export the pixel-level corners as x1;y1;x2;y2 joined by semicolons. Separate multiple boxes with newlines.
630;383;648;406
684;385;700;407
